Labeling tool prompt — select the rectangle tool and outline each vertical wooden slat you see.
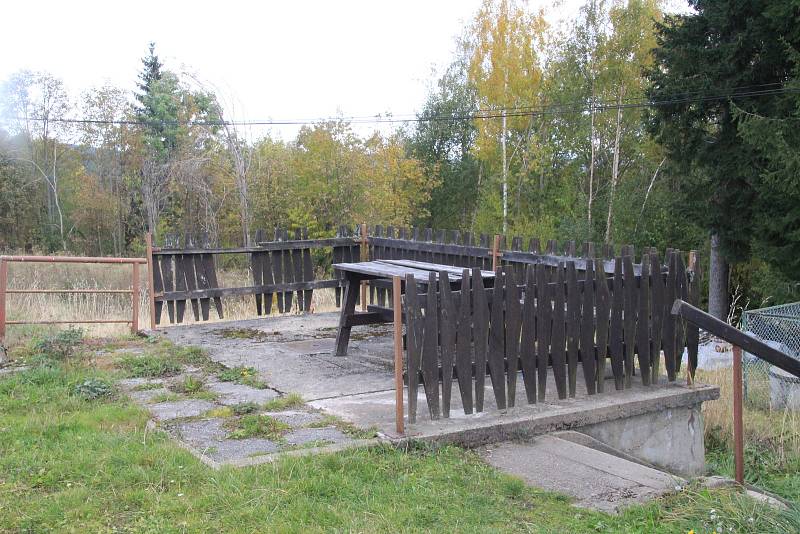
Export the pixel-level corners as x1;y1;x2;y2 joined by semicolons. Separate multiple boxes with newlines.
151;252;164;326
283;229;295;312
404;274;420;423
194;254;211;321
609;257;625;390
182;253;200;321
675;251;688;375
174;254;187;323
261;244;274;315
456;270;474;414
302;227;314;311
594;264;610;394
488;270;507;410
649;253;664;383
535;263;551;402
439;270;456;418
131;262;140;334
663;251;677;380
251;233;264;316
203;253;223;318
622;255;637;388
472;267;489;412
505;266;522;407
566;261;581;397
551;264;567;399
520;264;537;403
393;275;404;434
145;233;157;329
581;259;597;394
333;225;345;307
637;254;652;386
292;229;304;310
686;251;701;381
160;255;175;323
421;272;441;419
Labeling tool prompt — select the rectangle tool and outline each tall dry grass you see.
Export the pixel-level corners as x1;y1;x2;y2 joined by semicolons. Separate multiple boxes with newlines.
697;367;800;459
2;262;338;346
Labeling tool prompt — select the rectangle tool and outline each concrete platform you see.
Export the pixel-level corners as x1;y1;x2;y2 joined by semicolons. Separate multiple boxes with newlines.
159;312;719;474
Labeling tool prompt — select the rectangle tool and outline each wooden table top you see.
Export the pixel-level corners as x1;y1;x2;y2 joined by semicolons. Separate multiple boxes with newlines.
333;259;495;282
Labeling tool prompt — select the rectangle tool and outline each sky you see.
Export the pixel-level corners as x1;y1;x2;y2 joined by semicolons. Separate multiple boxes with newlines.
1;0;494;139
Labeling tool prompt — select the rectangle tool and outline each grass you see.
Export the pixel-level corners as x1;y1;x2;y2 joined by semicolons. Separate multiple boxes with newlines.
697;367;800;502
214;327;268;341
117;342;219;378
263;392;305;411
0;335;798;531
217;365;269;389
226;414;292;441
308;414;378;440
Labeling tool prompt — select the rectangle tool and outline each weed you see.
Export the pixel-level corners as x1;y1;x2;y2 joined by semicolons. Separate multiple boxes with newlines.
171;375;205;395
205;406;234;418
280;439;334;452
215;328;268;341
226;414;291;441
307;414;377;440
118;354;182;378
29;327;84;363
132;381;164;391
217;366;268;389
151;392;182;403
231;402;260;415
263;393;305;411
73;378;115;401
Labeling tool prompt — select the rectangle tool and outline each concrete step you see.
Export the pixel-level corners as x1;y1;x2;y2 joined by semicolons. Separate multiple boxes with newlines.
480;434;684;513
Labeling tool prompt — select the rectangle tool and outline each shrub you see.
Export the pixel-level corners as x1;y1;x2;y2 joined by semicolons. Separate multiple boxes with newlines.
31;327;84;362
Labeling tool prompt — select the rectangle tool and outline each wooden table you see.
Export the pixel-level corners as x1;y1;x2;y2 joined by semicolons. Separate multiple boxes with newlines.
332;259;494;356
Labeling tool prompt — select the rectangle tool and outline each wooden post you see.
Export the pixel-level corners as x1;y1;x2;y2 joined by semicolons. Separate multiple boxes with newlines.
131;262;140;335
491;234;501;272
732;344;745;485
145;233;157;330
360;222;368;312
392;275;404;434
0;258;7;343
686;250;697;386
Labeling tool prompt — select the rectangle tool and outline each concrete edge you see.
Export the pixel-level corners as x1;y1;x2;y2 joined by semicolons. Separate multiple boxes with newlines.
385;383;720;448
223;438;384;468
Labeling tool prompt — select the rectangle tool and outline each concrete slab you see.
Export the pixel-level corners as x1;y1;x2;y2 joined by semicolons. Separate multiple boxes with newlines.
128;387;170;403
205;381;280;405
284;427;349;447
266;410;325;426
481;436;682;513
148;399;216;420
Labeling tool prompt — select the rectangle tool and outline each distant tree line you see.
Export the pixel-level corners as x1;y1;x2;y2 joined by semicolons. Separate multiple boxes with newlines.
1;0;798;314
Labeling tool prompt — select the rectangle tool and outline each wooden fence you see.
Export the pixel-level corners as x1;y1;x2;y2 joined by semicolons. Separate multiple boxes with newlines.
148;224;680;327
402;250;701;421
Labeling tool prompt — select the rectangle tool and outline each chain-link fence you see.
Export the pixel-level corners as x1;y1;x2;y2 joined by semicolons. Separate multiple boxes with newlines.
741;302;800;409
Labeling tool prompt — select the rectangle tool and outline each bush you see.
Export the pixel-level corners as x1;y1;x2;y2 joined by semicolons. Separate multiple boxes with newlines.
31;327;84;362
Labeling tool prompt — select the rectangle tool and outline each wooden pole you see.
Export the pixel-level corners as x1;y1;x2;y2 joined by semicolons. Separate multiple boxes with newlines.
360;223;368;312
686;250;697;386
491;234;501;272
131;262;140;335
732;344;745;485
145;233;157;330
0;258;7;343
392;275;404;434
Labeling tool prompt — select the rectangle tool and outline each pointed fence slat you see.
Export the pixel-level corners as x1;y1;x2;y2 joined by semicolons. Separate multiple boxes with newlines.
488;271;507;409
520;265;538;403
505;267;523;406
455;271;474;413
595;263;610;394
535;263;551;402
439;270;456;418
404;274;421;423
566;261;581;397
622;255;637;388
609;258;625;390
637;255;652;385
551;264;567;399
472;267;489;412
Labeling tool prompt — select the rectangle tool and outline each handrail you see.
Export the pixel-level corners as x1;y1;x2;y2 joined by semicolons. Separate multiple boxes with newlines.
671;299;800;378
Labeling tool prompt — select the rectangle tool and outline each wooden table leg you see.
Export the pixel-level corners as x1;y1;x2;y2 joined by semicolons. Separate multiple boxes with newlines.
335;273;360;356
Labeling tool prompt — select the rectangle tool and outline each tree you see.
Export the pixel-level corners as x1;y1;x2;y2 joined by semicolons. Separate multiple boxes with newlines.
647;0;800;318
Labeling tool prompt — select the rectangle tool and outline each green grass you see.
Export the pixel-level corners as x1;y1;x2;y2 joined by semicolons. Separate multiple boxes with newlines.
308;413;378;440
117;342;219;378
1;354;798;532
263;392;305;411
226;414;292;440
217;366;269;389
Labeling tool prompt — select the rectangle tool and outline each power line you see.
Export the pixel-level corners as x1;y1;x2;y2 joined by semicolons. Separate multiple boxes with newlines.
6;85;798;128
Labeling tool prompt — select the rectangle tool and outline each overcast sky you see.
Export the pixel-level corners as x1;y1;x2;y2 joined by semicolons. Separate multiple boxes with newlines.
1;1;685;140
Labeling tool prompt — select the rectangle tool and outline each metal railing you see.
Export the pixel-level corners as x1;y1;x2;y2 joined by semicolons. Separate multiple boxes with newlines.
0;255;147;342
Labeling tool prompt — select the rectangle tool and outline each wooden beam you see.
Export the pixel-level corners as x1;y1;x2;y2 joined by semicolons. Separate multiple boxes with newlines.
393;276;404;435
672;299;800;378
157;278;344;301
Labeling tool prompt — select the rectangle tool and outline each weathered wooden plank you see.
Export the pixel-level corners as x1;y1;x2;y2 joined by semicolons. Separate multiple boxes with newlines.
505;266;522;406
520;265;537;403
488;271;507;410
180;253;200;321
282;229;295;312
675;251;688;376
439;270;456;418
622;255;637;388
174;255;187;323
649;253;664;384
609;257;624;390
292;229;304;310
535;263;551;402
272;229;285;313
160;278;345;300
156;237;356;255
472;267;489;412
529;237;541;254
261;246;274;315
251;249;264;315
551;264;567;399
580;259;597;394
455;270;473;413
594;264;610;394
302;227;314;311
663;251;677;381
201;253;222;318
333;226;345;307
160;256;175;323
637;254;652;386
152;252;164;325
404;273;421;423
421;272;441;419
686;252;701;379
193;254;211;321
566;261;581;397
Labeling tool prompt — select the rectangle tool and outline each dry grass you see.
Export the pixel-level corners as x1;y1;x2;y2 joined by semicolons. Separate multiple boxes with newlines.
2;262;338;346
697;367;800;459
